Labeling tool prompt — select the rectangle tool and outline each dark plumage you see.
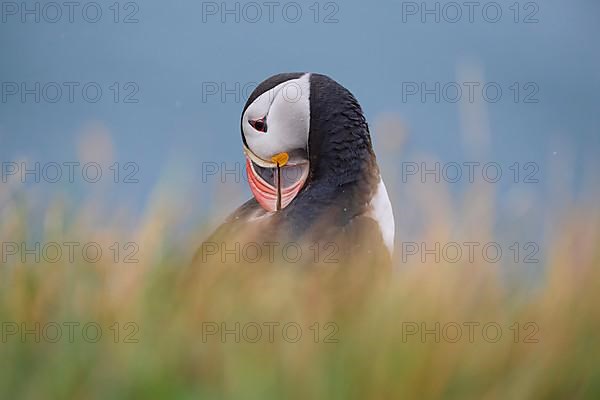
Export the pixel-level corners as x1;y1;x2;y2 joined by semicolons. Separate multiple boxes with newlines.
194;73;392;268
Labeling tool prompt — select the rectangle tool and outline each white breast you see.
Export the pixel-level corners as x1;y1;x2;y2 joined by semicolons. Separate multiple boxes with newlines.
366;178;395;255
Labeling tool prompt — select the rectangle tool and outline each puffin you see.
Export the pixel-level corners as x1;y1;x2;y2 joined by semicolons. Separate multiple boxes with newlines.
197;73;394;267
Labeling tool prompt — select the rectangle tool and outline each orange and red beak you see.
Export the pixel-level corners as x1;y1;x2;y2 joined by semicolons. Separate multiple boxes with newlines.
243;145;309;212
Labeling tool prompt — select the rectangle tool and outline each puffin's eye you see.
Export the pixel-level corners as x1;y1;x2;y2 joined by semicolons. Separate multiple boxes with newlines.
249;117;267;133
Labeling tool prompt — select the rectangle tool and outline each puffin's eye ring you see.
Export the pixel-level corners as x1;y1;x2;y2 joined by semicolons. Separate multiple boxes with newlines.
249;117;267;133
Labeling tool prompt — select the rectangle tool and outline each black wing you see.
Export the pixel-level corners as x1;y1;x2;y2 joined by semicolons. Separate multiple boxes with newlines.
192;198;271;265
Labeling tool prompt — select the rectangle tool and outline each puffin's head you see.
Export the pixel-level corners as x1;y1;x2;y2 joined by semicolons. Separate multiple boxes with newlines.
241;73;311;212
241;72;376;213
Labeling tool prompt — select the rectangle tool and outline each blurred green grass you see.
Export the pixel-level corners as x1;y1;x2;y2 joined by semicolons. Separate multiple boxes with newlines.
0;192;599;399
1;112;600;399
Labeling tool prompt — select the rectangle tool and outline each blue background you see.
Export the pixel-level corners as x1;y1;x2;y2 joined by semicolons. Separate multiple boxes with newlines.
1;0;598;232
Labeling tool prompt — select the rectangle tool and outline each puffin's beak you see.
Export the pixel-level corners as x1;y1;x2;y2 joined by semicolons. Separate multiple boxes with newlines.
243;144;278;168
243;144;309;212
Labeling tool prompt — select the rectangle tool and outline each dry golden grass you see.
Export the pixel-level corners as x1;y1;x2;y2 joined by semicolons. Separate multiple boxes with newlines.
1;110;599;398
0;176;599;399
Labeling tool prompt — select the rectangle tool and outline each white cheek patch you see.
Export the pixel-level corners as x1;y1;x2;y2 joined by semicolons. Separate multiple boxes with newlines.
243;89;272;122
242;73;311;160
